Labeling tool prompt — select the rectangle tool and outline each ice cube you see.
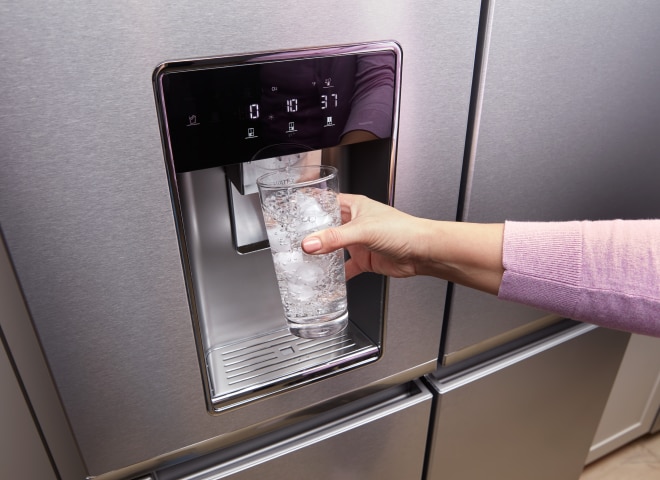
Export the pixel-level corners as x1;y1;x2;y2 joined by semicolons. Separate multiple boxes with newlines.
273;251;304;274
295;192;334;230
294;262;325;286
288;282;316;301
266;225;291;253
297;192;324;216
311;212;333;230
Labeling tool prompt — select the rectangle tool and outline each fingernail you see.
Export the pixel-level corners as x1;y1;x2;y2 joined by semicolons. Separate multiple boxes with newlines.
302;237;322;253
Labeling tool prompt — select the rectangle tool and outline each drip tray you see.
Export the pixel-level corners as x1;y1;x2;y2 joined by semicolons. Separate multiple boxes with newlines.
206;321;380;411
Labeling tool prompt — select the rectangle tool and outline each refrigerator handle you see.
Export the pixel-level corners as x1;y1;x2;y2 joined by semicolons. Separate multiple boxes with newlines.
167;380;432;480
435;323;599;394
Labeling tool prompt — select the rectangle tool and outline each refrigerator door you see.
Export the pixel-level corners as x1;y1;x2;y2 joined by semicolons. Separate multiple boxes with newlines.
155;381;432;480
442;0;660;365
0;231;87;479
425;324;629;480
0;340;56;480
0;2;480;477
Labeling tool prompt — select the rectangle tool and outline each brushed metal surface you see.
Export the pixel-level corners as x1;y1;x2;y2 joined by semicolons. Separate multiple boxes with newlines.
226;181;269;253
0;337;56;480
0;0;481;476
444;0;660;361
426;325;630;480
166;380;432;480
0;235;87;479
178;168;285;346
441;313;563;366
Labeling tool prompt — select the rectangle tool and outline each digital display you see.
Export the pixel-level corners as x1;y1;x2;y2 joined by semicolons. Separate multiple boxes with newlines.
156;48;397;172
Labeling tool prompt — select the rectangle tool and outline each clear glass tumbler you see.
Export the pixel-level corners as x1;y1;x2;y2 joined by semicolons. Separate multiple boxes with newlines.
257;165;348;338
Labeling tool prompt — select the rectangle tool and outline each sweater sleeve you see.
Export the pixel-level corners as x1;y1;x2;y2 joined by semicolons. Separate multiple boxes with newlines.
498;220;660;337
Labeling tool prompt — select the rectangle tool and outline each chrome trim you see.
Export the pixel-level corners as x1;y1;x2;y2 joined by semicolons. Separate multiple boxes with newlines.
434;323;598;394
441;314;564;366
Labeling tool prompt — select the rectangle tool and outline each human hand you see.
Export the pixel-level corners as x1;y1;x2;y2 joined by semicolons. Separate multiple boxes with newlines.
301;194;431;280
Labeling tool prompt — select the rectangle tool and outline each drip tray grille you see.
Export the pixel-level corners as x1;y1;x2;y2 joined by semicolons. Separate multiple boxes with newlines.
206;322;379;410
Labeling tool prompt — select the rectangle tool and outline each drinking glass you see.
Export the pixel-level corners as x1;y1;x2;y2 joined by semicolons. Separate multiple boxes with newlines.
257;165;348;338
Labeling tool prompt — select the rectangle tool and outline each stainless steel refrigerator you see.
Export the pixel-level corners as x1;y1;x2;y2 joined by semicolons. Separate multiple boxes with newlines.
0;2;480;479
1;1;658;480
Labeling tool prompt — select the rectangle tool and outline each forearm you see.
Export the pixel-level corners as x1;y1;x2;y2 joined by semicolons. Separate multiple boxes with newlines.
499;220;660;336
415;220;505;295
304;192;660;337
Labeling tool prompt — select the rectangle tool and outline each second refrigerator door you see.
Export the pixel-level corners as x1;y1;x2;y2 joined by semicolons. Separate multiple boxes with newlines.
157;381;432;480
425;324;629;480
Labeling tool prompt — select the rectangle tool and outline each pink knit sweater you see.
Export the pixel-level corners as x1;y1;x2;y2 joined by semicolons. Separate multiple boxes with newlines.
498;220;660;337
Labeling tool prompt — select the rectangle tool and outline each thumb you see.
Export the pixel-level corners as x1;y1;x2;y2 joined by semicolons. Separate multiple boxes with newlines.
302;225;353;255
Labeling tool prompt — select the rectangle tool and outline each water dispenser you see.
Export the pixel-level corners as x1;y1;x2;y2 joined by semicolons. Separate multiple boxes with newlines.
153;41;401;412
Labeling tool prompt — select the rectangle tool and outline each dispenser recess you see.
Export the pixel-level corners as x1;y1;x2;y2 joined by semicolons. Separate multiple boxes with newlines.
153;42;401;412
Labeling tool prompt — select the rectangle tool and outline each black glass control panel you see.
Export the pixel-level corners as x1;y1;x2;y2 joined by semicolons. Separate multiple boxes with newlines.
153;43;400;172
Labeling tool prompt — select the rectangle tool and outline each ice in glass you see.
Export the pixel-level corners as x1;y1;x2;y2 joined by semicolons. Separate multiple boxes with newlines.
257;165;348;338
